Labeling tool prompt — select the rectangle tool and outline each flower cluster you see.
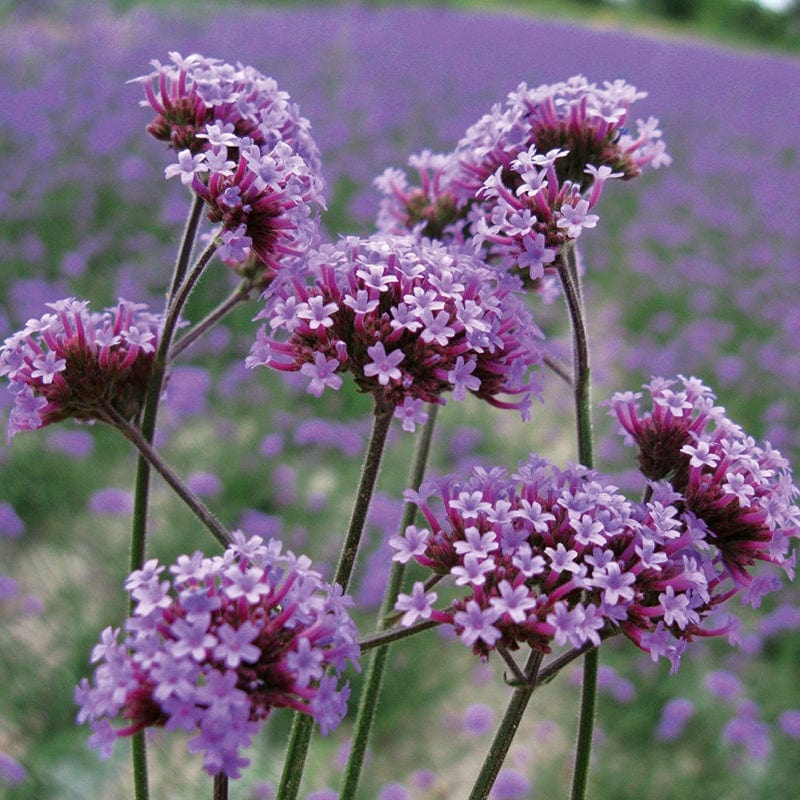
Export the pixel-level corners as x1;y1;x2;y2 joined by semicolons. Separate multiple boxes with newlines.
392;440;798;669
375;75;669;284
607;375;800;591
75;532;360;778
133;51;321;173
246;234;544;424
135;52;325;277
0;298;163;441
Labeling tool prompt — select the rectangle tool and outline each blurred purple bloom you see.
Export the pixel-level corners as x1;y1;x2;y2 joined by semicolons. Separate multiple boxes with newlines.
378;783;411;800
490;768;530;799
89;488;134;515
778;710;800;740
44;428;95;459
0;752;27;786
461;703;495;737
655;697;695;741
0;502;24;538
186;471;223;498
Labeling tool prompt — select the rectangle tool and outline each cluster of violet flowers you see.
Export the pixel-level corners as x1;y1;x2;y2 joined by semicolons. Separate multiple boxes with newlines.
394;375;797;671
0;49;797;800
375;75;670;293
245;234;544;422
76;531;359;779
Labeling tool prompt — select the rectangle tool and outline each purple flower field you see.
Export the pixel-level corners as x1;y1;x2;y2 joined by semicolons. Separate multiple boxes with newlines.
1;3;799;798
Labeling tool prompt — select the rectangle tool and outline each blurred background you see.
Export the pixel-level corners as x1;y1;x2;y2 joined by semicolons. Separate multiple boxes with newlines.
0;1;798;798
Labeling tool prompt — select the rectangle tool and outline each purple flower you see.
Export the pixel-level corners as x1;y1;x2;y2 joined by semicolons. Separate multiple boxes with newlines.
247;235;543;420
89;488;135;516
376;75;668;285
490;769;530;799
461;703;495;737
0;502;24;539
655;697;695;741
0;752;27;786
75;532;360;779
0;298;164;441
607;375;800;590
133;53;325;279
132;51;322;175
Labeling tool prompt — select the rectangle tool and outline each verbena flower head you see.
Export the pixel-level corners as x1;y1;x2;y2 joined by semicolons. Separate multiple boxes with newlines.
75;532;360;779
0;298;163;441
132;51;321;174
134;53;325;277
186;136;324;274
246;234;544;421
393;448;798;671
374;150;463;243
393;457;645;659
607;375;800;590
376;76;668;285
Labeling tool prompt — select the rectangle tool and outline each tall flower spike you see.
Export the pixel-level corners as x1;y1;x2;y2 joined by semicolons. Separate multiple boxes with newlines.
0;298;164;441
246;234;545;422
607;376;800;592
75;532;360;779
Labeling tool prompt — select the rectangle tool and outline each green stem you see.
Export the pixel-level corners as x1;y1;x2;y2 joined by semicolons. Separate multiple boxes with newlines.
468;243;598;800
168;193;206;302
103;407;231;548
356;618;440;654
340;404;439;800
557;244;598;800
276;403;395;800
467;650;543;800
125;196;207;800
170;280;253;362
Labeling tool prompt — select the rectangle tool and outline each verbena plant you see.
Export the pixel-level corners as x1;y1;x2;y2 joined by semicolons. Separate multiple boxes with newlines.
1;49;798;800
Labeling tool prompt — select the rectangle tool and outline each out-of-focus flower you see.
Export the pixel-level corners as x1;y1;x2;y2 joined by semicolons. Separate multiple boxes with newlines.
75;532;360;779
654;697;695;741
0;298;163;441
246;234;544;421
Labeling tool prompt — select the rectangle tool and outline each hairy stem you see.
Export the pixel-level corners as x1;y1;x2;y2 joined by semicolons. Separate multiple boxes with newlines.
105;408;231;548
356;618;441;654
276;404;395;800
168;193;206;301
557;244;598;800
467;649;543;800
340;404;439;800
126;194;207;800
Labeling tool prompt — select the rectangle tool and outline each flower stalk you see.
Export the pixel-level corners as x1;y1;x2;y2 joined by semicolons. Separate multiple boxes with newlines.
276;402;395;800
340;403;440;799
556;243;597;800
